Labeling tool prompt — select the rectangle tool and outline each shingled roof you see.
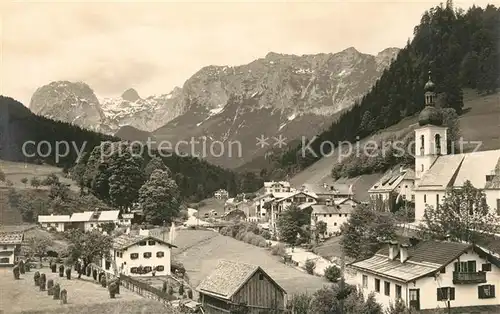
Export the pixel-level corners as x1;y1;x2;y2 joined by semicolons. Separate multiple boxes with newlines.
112;233;176;250
196;260;286;300
0;232;24;245
350;240;476;282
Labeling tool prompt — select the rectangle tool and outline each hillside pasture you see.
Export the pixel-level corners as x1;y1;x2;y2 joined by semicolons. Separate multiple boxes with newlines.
0;267;144;314
171;230;329;295
0;160;78;191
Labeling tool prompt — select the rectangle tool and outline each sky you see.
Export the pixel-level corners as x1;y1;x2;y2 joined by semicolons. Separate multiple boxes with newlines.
0;0;493;106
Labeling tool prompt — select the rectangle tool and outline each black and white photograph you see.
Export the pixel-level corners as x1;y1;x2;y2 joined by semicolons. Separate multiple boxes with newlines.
0;0;499;313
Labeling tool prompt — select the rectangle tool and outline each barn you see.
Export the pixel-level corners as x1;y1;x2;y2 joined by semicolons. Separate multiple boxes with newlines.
196;260;287;313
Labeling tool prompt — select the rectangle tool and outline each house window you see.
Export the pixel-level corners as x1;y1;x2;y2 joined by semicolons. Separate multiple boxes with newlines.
334;223;337;226
497;199;500;215
436;194;439;209
105;261;111;270
139;241;146;246
455;261;476;273
144;266;152;273
482;263;492;272
90;224;94;227
324;214;327;217
384;281;390;296
143;252;152;258
329;214;332;217
339;214;342;217
375;279;380;292
411;195;415;201
478;285;495;299
421;164;424;172
259;273;264;280
148;240;156;246
2;246;7;250
130;267;138;273
440;267;446;273
396;285;402;299
437;287;455;301
156;251;165;258
156;265;164;271
362;275;368;288
424;194;427;203
130;253;139;260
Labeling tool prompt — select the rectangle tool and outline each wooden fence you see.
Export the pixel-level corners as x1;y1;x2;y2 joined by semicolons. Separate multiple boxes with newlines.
119;274;176;305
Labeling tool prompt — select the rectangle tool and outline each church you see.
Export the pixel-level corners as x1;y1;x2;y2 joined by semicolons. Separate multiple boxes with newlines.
413;72;500;222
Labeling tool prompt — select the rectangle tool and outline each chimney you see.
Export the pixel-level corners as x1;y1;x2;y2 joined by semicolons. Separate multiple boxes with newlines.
400;243;410;263
388;241;399;260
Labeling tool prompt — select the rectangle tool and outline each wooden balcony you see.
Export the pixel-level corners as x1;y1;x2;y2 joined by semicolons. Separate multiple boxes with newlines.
453;271;487;284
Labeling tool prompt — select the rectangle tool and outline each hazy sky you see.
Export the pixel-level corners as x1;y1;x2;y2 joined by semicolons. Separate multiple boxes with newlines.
1;0;493;105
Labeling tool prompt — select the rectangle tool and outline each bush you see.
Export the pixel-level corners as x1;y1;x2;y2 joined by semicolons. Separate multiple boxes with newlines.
60;289;67;304
108;282;118;298
53;283;61;299
59;265;64;277
324;265;341;283
47;279;54;295
271;243;286;256
65;268;71;280
39;273;46;291
304;259;316;275
101;275;107;287
261;230;271;240
18;260;25;274
13;265;20;279
34;271;40;286
162;282;167;293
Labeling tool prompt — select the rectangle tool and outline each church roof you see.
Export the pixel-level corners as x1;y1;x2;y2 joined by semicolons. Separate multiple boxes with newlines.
416;150;500;190
418;106;443;126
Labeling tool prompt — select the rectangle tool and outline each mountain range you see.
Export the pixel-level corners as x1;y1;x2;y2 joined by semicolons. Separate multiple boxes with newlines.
29;47;399;168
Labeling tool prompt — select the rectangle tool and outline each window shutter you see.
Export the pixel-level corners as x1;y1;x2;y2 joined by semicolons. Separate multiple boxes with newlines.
478;286;484;299
491;285;495;297
437;288;442;301
468;260;476;272
449;288;455;300
454;262;458;272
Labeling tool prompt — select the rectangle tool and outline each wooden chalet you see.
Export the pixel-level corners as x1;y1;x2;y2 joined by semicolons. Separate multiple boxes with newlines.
196;260;287;314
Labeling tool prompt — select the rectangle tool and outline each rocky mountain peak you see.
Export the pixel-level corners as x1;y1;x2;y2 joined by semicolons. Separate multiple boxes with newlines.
121;88;141;102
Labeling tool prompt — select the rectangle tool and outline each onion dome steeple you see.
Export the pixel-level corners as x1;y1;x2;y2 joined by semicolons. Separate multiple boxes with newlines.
418;70;443;126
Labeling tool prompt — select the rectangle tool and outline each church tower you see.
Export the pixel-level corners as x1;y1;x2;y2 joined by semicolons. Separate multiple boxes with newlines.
414;71;448;180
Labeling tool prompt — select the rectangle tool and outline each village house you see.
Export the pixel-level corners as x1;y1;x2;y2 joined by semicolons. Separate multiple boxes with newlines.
214;189;229;200
269;191;318;233
413;72;500;222
196;260;287;314
300;182;354;200
368;166;415;212
264;181;292;194
308;198;358;236
38;214;70;232
349;239;500;311
102;233;176;277
0;232;24;266
38;210;123;232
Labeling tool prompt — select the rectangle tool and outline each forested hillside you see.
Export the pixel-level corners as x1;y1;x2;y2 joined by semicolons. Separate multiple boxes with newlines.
0;96;262;202
273;2;499;176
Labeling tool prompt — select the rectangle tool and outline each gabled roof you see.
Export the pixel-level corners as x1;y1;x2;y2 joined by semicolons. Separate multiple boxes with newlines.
0;232;24;245
38;215;71;223
310;203;355;215
349;240;475;282
98;210;120;221
112;233;176;250
264;181;290;188
69;211;94;222
196;260;286;300
416;150;500;190
274;191;318;203
369;166;415;193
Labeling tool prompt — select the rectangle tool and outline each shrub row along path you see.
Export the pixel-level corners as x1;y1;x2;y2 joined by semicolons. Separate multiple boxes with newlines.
171;229;329;295
0;266;142;313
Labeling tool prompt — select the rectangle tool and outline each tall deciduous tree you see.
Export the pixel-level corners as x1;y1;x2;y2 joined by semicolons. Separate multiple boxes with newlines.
25;234;53;262
108;151;145;209
66;229;112;278
276;204;312;245
138;169;181;225
144;156;170;179
419;180;499;242
340;205;396;259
